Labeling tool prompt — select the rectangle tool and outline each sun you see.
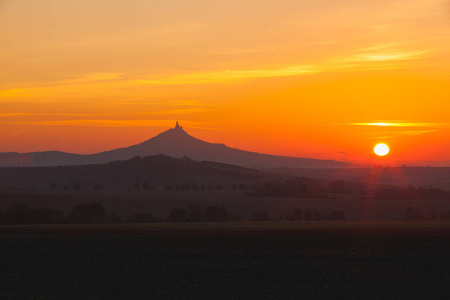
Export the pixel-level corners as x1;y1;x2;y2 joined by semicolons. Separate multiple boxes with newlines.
374;143;389;156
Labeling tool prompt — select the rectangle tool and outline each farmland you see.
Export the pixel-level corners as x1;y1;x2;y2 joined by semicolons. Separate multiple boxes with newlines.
1;222;449;299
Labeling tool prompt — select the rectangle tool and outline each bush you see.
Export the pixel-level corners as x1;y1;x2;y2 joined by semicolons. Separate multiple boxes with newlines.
289;209;302;221
328;210;346;221
168;208;189;222
204;206;231;222
251;210;271;221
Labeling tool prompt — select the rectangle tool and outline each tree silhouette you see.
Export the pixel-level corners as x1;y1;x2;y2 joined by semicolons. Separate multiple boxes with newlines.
168;208;189;222
290;209;302;221
251;209;271;221
329;210;346;221
109;212;123;223
304;210;313;221
204;206;231;222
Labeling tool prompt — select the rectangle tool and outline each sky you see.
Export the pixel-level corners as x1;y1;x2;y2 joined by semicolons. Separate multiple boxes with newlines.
1;0;449;166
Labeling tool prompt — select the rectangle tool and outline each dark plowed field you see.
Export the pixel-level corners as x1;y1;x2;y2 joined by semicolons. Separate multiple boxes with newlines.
1;223;449;299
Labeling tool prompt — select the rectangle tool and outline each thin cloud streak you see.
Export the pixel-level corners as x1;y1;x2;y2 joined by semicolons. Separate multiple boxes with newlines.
132;65;320;85
0;109;212;118
0;73;124;97
348;122;447;138
358;43;407;52
399;130;438;135
53;73;124;85
350;122;449;127
0;119;221;129
133;47;426;85
373;129;439;139
0;46;427;93
121;100;224;107
345;51;425;62
0;89;23;96
0;120;181;128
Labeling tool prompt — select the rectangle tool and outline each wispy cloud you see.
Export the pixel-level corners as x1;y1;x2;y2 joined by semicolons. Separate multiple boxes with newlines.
0;119;223;129
337;42;426;67
0;108;212;119
132;44;426;86
398;130;438;135
343;51;425;63
0;120;175;127
373;129;438;139
349;121;448;138
132;65;320;85
349;122;449;127
141;108;213;115
0;43;428;94
0;113;118;117
0;73;124;95
0;89;23;96
0;73;125;102
358;42;407;52
121;100;224;107
50;73;124;85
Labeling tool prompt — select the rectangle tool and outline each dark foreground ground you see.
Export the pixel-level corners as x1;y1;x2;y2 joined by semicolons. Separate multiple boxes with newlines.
1;222;449;299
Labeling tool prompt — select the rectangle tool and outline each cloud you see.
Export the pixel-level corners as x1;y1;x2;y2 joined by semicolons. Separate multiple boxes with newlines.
0;119;222;129
397;130;438;135
374;130;438;138
0;73;124;100
121;100;224;107
0;120;173;127
0;112;116;117
0;108;212;119
335;42;426;69
348;122;447;137
51;73;124;85
349;122;449;127
132;43;426;86
346;51;425;62
132;65;320;85
358;43;407;52
341;48;425;63
0;89;23;96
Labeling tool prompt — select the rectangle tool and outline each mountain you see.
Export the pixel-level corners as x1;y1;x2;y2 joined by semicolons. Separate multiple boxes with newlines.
0;122;353;168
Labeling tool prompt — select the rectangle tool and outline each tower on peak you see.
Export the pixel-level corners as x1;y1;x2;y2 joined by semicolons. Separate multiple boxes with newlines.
175;121;183;130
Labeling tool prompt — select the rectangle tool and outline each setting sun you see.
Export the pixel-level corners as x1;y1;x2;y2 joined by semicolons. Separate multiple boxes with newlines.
374;143;390;156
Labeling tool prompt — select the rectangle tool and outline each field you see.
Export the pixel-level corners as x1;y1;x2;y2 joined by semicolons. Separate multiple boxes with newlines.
1;222;449;299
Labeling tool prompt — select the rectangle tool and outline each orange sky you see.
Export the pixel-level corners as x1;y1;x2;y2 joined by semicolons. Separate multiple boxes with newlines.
1;0;449;166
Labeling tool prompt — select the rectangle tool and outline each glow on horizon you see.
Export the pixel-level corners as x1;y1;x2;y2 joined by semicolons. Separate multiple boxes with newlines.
350;122;450;127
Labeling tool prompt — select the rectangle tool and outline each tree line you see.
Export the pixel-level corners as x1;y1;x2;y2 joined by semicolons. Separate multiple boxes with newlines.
0;202;351;225
2;202;449;225
249;179;450;200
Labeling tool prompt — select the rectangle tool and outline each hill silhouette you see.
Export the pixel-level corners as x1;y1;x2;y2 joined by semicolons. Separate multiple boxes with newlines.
0;123;351;168
0;154;265;190
1;154;449;223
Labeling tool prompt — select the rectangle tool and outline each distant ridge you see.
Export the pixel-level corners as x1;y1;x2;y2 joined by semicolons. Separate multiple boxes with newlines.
0;154;265;189
0;123;353;168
